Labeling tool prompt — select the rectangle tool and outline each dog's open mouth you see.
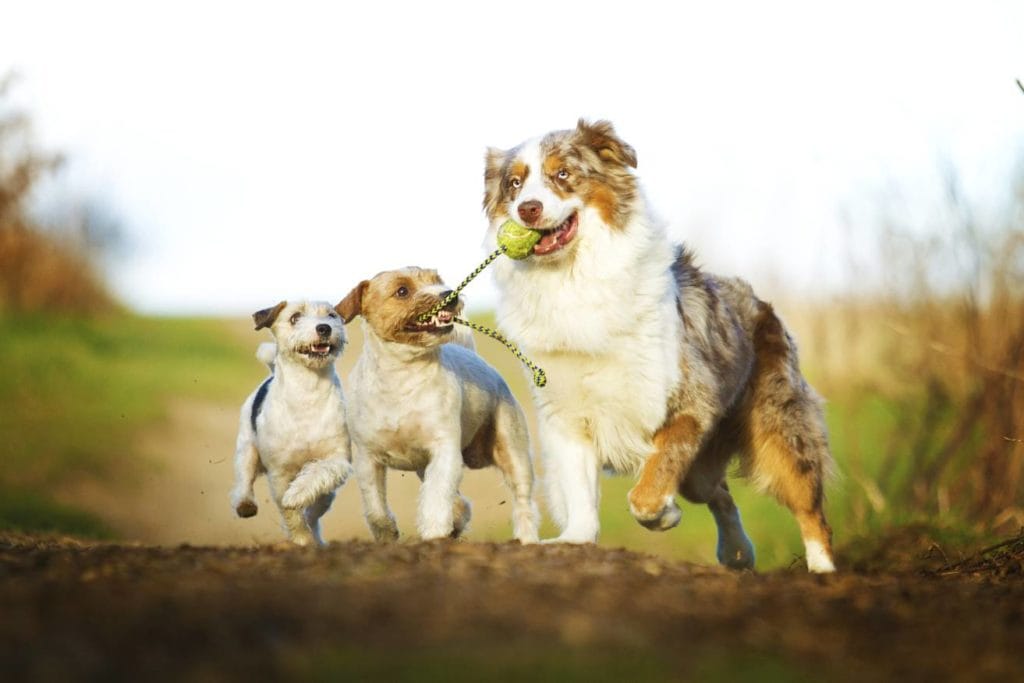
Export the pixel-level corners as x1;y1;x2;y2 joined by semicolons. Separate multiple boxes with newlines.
533;211;578;255
300;342;335;357
405;309;455;333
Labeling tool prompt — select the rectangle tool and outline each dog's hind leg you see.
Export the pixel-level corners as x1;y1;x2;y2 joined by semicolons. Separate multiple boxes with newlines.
230;432;261;518
492;402;539;544
679;428;755;569
451;493;472;538
745;305;836;573
748;416;835;573
683;480;755;570
707;482;755;569
303;492;335;546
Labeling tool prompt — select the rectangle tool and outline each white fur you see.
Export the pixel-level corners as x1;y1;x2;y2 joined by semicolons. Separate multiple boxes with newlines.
255;341;277;368
804;539;837;573
347;278;539;544
282;456;352;509
489;126;834;573
516;139;584;225
230;301;352;546
490;196;681;543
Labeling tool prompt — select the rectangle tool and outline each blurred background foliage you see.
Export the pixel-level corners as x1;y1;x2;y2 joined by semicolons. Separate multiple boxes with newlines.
1;74;1022;566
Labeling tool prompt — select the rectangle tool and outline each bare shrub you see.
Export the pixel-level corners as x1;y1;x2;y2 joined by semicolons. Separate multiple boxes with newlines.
813;163;1024;533
0;74;115;315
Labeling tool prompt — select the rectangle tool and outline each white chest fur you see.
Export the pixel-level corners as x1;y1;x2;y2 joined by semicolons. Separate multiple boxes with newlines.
492;206;682;473
255;371;348;471
347;335;490;472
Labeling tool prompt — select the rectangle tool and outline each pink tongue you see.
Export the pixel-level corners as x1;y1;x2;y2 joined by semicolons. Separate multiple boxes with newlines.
534;231;560;255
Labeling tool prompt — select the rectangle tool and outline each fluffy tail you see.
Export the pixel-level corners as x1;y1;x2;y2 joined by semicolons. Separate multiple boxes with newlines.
256;342;277;371
281;456;352;509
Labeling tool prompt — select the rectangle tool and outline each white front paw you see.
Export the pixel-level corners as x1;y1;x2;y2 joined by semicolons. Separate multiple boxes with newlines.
419;521;455;540
541;528;598;544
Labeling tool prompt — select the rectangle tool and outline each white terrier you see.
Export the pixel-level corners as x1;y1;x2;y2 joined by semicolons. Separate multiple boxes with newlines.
230;300;352;546
336;267;539;543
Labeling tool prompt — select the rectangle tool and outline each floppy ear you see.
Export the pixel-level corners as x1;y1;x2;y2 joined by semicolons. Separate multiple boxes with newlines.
335;281;368;323
483;146;507;218
575;119;637;169
253;301;287;330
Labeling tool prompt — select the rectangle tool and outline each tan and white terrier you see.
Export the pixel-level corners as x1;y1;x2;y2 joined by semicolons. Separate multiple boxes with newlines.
337;267;539;543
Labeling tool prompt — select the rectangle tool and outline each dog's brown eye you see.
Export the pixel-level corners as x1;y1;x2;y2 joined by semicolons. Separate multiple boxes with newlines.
396;286;409;298
509;177;521;189
289;312;301;324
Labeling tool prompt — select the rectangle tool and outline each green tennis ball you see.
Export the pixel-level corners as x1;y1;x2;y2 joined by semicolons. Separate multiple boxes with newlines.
497;220;542;260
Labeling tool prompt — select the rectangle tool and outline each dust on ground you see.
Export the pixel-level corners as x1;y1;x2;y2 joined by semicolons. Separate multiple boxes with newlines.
1;532;1021;682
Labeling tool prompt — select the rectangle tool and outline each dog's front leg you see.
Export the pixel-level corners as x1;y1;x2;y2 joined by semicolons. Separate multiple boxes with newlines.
628;413;706;531
540;426;601;543
353;446;398;542
417;444;463;540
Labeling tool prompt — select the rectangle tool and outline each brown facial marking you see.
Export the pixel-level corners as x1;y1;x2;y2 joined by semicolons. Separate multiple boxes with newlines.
335;281;368;323
541;152;575;199
253;301;287;330
586;183;621;227
569;121;640;230
483;146;527;220
357;268;458;346
484;120;640;230
509;160;528;188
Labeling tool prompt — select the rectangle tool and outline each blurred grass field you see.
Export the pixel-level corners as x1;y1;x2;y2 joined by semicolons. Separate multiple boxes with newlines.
0;304;1012;567
0;314;255;536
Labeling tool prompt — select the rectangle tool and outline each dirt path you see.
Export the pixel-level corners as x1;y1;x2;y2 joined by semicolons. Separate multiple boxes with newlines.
60;397;527;547
31;322;1023;680
1;534;1021;682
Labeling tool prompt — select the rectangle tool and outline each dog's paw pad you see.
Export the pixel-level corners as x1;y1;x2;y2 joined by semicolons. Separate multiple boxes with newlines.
235;501;258;518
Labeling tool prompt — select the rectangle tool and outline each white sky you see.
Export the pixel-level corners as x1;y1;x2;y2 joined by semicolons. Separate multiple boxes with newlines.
2;1;1022;314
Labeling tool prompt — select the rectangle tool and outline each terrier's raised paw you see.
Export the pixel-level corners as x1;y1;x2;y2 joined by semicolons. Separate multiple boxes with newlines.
235;500;258;518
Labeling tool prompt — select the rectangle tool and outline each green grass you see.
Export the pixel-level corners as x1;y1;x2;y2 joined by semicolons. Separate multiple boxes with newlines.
0;313;255;534
0;308;982;559
286;644;813;683
0;488;112;538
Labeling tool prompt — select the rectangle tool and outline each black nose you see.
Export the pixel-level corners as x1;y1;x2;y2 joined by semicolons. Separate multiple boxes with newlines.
441;291;459;310
316;324;331;337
